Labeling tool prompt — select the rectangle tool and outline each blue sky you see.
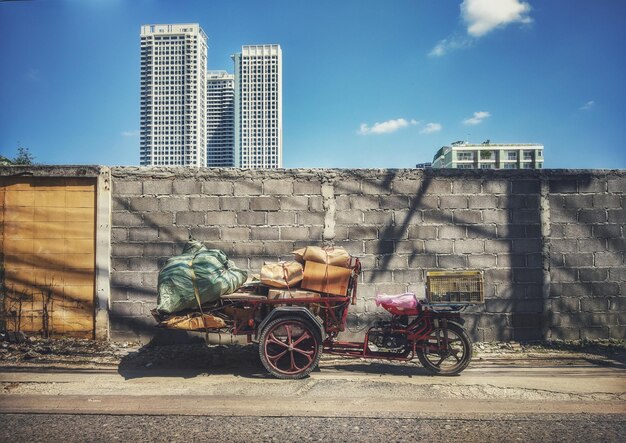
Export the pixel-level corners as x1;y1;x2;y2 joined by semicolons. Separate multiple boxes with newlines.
0;0;624;168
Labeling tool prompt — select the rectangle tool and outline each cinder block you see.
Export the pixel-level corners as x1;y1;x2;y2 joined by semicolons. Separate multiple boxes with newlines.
563;194;593;208
485;239;512;253
293;180;322;195
280;195;308;210
511;180;540;194
394;210;422;225
250;196;279;211
578;209;607;223
349;226;378;240
334;180;360;195
563;253;594;267
482;210;509;224
422;179;451;195
453;210;482;224
594;252;624;266
607;177;626;193
510;313;545;329
469;195;497;209
551;239;578;253
309;226;324;240
578;178;607;193
112;196;129;211
391;180;421;195
422;209;453;224
351;195;380;210
110;301;145;317
550;268;578;283
267;212;296;225
412;194;439;210
608;209;626;223
496;224;526;239
336;210;364;225
143;180;173;195
362;180;392;195
375;283;408;295
483;180;508;194
549;179;577;194
263;180;293;195
550;224;566;238
220;196;250;211
141;272;158;288
395;240;425;254
513;268;544;283
128;197;158;212
581;298;608;312
112;211;143;227
607;238;626;253
112;228;128;242
280;227;309;241
364;240;394;254
609;326;626;339
484;269;512;283
510;209;540;224
234;181;263;196
379;195;409;210
335;196;350;211
205;211;236;225
526;253;544;269
593;194;621;209
393;269;422;284
158;227;190;242
550;298;580;313
250;227;279;241
331;241;364;255
466;224;497;239
189;196;220;211
143;243;173;257
579;268;608;282
203;241;234;254
440;195;468;209
189;227;220;240
455;239;484;254
202;181;233;195
113;180;142;195
129;227;159;242
560;282;593;297
468;254;497;268
363;211;393;225
438;225;466;239
232;242;264;257
237;211;266;225
452;180;481;194
511;239;542;253
609;267;626;281
309;196;324;212
425;239;453;254
143;212;174;227
175;212;205;226
408;225;437;240
110;272;143;288
564;224;592;238
159;197;189;212
221;227;250;241
408;254;437;268
593;224;622;239
579;327;609;340
112;243;140;258
550;207;578;223
297;211;325;226
363;270;393;284
172;180;202;195
578;238;606;252
438;255;467;268
263;241;296;256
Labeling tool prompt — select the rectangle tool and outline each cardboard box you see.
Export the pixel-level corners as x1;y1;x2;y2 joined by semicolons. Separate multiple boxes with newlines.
301;261;352;296
268;289;322;300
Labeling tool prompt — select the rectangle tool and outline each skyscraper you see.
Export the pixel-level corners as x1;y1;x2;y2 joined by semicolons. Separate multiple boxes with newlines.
233;45;282;169
206;71;235;167
139;24;208;167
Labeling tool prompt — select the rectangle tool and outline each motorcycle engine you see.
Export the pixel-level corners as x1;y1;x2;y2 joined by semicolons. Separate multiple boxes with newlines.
368;329;408;353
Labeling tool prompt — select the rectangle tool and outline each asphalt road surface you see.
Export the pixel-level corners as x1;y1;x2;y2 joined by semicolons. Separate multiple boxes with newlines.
1;345;625;442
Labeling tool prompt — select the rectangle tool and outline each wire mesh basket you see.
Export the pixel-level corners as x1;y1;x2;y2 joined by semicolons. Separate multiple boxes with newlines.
426;271;484;304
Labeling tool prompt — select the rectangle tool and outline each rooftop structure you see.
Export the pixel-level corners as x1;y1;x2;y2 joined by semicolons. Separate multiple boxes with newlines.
431;141;544;170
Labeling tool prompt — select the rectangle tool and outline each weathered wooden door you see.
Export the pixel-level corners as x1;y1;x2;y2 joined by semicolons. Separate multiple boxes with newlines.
1;177;96;338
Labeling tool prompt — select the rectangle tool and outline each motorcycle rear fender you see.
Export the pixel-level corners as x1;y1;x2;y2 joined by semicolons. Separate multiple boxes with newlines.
255;307;324;341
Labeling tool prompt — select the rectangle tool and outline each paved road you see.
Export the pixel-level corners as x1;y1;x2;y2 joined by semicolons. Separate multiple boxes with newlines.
1;357;625;441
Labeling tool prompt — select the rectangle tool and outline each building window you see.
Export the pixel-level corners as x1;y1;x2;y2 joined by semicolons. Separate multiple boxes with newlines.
457;151;474;161
523;150;534;161
504;163;518;169
507;151;518;161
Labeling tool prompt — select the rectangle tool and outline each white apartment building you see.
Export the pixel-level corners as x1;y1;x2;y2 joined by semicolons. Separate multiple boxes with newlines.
233;45;282;169
206;71;235;167
431;141;544;169
140;24;208;167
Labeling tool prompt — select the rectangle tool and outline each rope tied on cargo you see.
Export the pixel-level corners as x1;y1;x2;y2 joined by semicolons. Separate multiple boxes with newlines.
188;253;210;345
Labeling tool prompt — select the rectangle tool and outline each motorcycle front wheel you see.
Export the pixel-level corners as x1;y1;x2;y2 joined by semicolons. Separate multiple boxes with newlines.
416;323;472;376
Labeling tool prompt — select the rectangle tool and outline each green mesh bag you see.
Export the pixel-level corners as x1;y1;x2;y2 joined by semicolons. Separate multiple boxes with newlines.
156;241;247;314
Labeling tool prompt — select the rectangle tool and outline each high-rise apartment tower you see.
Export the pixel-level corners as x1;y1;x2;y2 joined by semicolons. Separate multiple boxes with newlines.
233;45;282;168
206;71;235;167
140;24;208;167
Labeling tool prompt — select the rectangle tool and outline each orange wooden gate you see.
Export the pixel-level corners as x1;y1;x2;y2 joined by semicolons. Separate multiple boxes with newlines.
1;177;96;338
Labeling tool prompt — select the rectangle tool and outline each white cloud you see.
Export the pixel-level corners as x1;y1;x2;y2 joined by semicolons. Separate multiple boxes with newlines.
121;130;140;137
358;118;418;135
420;123;442;134
429;36;473;57
579;100;595;110
463;111;491;125
461;0;532;37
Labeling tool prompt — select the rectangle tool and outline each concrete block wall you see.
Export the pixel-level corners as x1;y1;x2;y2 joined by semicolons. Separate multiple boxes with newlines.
108;168;625;343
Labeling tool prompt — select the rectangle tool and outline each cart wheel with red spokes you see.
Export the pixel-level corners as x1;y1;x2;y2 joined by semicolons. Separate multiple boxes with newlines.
259;315;323;379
